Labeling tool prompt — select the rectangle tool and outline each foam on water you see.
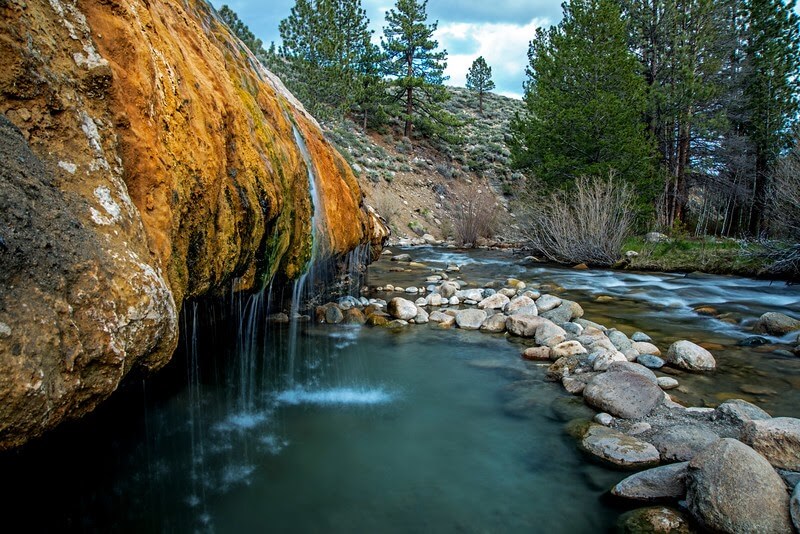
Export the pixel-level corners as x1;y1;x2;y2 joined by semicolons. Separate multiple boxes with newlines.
275;387;395;406
212;411;269;433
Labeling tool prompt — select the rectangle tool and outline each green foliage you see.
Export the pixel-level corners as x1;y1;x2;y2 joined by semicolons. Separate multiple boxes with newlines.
380;0;461;141
278;0;380;120
219;5;266;55
510;0;656;211
465;56;495;114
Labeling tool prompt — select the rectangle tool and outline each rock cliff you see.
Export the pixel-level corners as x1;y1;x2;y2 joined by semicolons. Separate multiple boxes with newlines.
0;0;386;450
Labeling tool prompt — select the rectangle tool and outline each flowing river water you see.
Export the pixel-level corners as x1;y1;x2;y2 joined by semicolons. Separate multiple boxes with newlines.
2;247;799;532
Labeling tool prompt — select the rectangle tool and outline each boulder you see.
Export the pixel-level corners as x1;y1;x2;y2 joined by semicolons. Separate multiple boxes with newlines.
342;308;366;325
631;331;653;343
386;319;409;330
714;399;771;426
429;311;455;328
743;417;800;470
580;424;660;467
506;314;548;337
456;288;484;302
498;288;517;298
414;307;430;325
522;346;551;361
536;294;562;312
510;304;540;316
505;295;536;315
633;341;661;356
615;507;691;534
657;377;679;390
391;253;412;262
611;462;689;502
546;355;591;382
478;293;510;310
645;232;670;243
425;293;445;307
455;309;488;330
753;312;800;336
648;424;721;462
792;483;799;533
665;341;716;371
560;322;583;336
324;304;344;324
387;297;419;321
591;350;628;371
551;340;588;359
606;361;659;384
607;330;634;352
439;281;459;299
541;299;583;323
583;371;664;419
480;313;507;333
637;354;665;369
686;438;794;533
535;321;568;347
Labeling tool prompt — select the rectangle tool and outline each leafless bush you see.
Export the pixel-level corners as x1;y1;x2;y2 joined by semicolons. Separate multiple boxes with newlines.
451;187;498;247
517;175;635;266
753;146;800;278
770;145;800;240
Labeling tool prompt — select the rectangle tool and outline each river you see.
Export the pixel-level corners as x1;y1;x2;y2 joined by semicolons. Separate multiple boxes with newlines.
1;246;798;532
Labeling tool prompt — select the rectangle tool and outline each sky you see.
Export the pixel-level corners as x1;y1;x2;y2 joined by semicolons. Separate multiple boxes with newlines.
209;0;563;99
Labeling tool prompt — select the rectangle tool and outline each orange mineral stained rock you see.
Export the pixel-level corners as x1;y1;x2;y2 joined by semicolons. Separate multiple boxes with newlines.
0;0;385;449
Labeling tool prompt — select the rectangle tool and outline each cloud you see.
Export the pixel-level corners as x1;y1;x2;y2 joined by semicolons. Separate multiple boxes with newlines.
435;17;549;98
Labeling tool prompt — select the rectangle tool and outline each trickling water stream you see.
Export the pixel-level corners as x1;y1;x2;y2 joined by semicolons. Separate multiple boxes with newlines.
1;247;798;532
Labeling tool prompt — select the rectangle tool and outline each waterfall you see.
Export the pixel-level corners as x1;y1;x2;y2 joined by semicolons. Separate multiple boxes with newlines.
286;124;324;387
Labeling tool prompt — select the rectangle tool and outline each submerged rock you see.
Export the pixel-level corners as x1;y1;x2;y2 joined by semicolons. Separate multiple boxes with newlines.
611;462;689;502
580;424;660;468
615;506;691;534
455;309;487;330
583;372;664;420
686;438;793;533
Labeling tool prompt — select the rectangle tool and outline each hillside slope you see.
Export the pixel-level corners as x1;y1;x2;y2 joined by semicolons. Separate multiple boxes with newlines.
324;87;526;244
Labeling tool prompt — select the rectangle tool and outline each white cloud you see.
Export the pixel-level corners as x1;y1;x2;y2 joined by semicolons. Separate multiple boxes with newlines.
435;17;548;98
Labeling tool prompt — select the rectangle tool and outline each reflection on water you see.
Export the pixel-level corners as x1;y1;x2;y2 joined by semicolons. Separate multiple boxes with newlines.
0;246;798;532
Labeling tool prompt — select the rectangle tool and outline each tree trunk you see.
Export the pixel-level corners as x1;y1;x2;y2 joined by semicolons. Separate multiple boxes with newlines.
749;148;768;236
478;90;483;115
674;113;691;224
404;53;413;138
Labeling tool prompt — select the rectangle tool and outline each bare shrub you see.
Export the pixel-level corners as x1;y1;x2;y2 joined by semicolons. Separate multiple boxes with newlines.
450;187;498;247
517;174;634;266
770;145;800;240
751;145;800;278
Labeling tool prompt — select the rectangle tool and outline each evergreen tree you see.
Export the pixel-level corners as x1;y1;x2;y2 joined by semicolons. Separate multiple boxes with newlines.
279;0;376;119
511;0;655;204
381;0;459;140
741;0;800;234
621;0;736;229
219;5;266;56
465;56;496;114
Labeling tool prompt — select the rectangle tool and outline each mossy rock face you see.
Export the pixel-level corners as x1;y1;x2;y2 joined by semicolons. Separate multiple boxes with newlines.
0;0;386;450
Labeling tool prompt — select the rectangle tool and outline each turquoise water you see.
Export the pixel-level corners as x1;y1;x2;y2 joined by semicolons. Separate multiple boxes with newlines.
2;247;799;532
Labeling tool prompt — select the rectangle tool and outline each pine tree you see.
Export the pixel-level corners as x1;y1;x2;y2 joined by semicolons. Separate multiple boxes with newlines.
465;56;495;114
279;0;376;119
381;0;458;140
742;0;800;234
511;0;655;205
219;5;266;55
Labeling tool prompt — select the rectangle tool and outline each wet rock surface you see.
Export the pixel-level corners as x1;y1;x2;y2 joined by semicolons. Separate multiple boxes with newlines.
686;438;794;533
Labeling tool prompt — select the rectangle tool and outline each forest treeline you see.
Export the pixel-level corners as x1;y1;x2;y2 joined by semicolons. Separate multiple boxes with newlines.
218;0;800;260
